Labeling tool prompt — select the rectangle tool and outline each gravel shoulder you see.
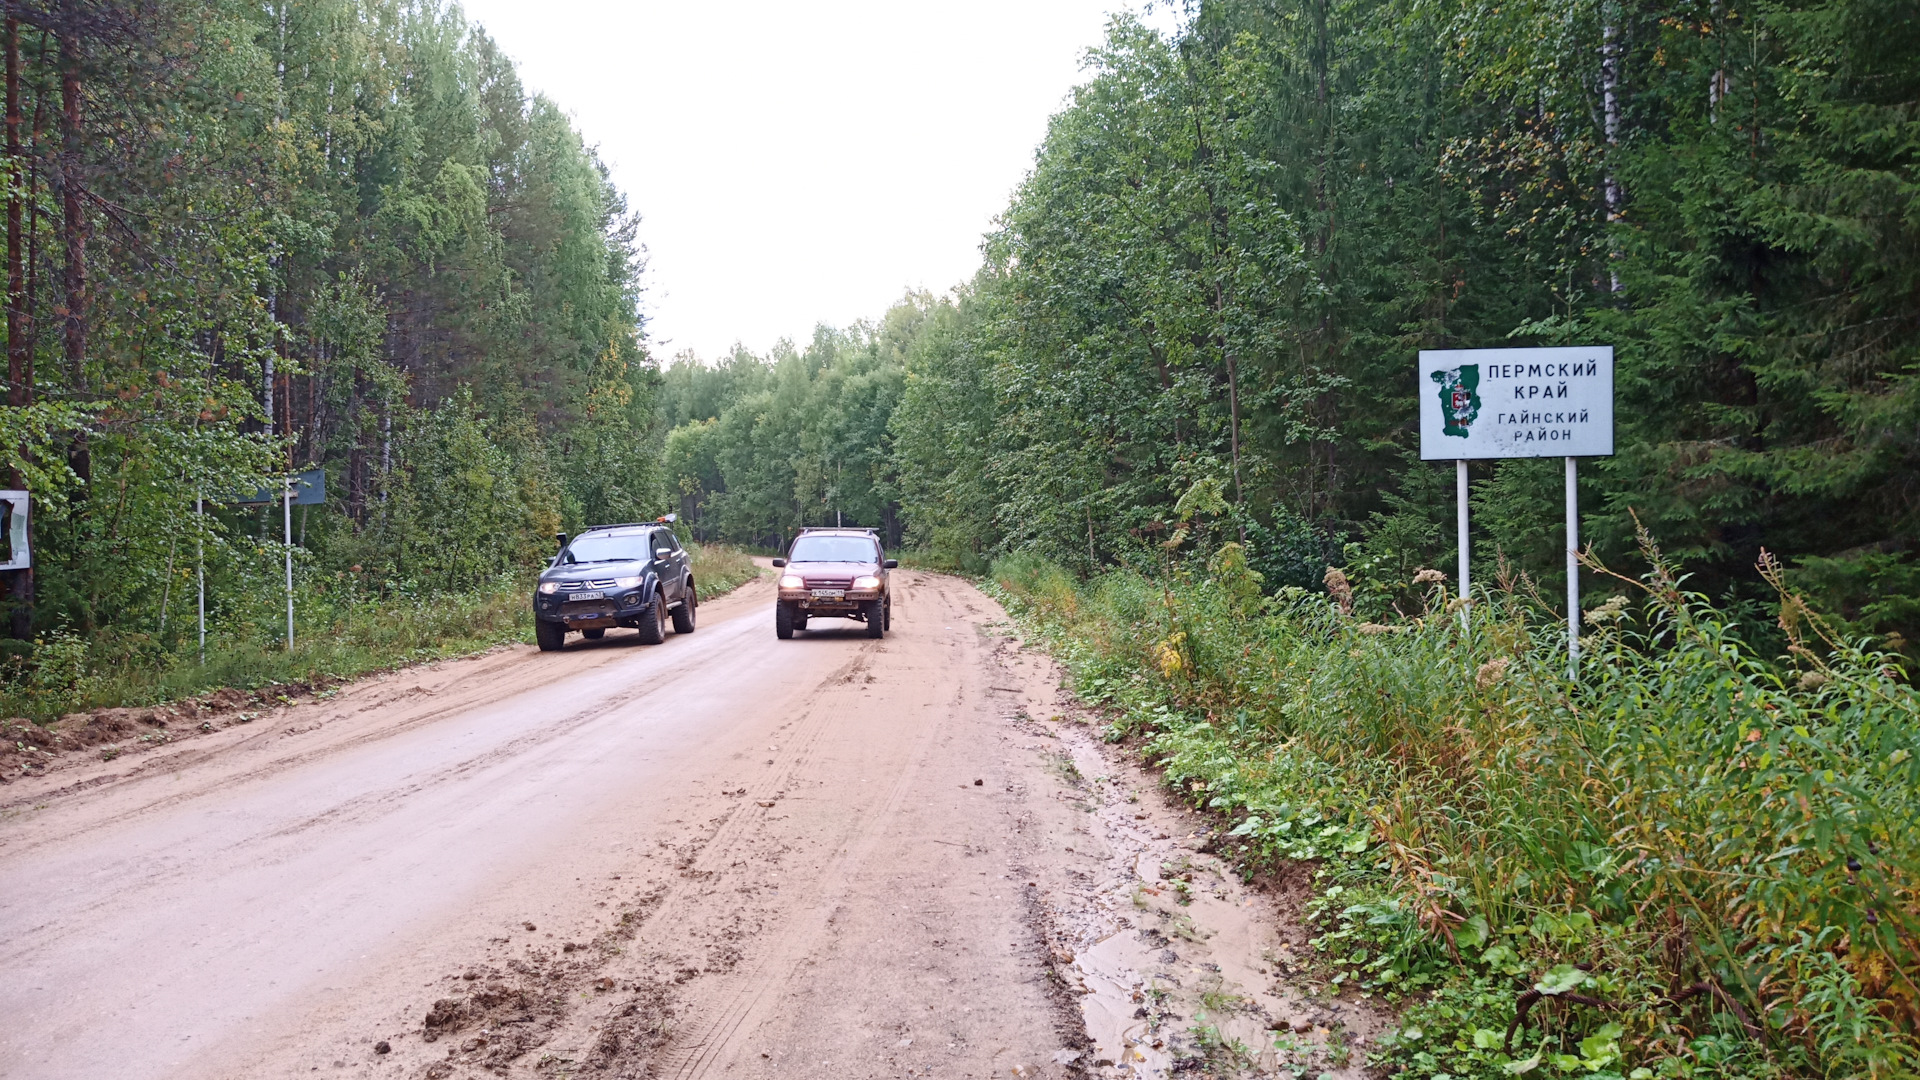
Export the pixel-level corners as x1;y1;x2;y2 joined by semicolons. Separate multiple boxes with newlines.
0;569;1380;1080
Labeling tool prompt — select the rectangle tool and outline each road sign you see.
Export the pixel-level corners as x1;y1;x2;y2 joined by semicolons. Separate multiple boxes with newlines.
1419;346;1613;460
0;490;26;570
206;469;325;653
1418;346;1615;678
230;468;326;506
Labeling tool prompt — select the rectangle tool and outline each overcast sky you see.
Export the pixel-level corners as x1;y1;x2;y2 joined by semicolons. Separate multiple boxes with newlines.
451;0;1180;362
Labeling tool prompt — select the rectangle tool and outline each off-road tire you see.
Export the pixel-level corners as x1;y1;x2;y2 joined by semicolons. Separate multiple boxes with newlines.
581;627;605;640
636;596;667;645
670;586;697;634
535;619;566;652
775;601;796;640
883;599;891;631
864;599;885;639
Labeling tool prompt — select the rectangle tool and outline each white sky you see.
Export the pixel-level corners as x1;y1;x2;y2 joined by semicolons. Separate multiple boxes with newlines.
451;0;1182;362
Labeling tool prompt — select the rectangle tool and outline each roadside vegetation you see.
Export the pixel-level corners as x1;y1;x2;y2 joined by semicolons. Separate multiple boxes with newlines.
993;534;1919;1079
0;542;759;723
0;1;670;715
657;0;1919;660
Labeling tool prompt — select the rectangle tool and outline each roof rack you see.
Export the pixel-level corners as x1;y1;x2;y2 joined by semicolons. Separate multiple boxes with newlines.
578;522;665;532
797;526;877;534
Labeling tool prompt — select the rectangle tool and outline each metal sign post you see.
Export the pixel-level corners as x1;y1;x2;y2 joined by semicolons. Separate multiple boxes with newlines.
223;468;326;656
1418;346;1614;675
1455;460;1470;626
1566;457;1580;678
283;478;294;651
196;494;205;664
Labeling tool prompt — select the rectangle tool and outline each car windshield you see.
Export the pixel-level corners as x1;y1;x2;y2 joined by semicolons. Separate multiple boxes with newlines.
787;535;879;563
564;532;654;564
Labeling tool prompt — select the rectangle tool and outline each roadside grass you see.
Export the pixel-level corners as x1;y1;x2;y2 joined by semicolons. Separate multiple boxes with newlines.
686;541;763;598
989;540;1920;1079
3;544;764;723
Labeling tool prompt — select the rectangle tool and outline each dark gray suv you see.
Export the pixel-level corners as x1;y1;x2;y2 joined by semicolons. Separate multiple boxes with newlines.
533;522;696;651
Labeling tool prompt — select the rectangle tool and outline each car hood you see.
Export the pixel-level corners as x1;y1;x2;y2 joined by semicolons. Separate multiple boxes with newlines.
782;561;878;579
540;559;651;582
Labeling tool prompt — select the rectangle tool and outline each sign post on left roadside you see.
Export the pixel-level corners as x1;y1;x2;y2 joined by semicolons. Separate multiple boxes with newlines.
219;468;326;653
1418;346;1614;677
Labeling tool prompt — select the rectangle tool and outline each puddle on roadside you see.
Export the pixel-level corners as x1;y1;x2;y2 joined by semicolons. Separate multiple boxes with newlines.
1032;725;1387;1079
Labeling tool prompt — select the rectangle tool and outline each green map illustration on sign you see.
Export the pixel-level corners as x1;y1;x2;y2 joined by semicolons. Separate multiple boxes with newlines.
1431;364;1480;437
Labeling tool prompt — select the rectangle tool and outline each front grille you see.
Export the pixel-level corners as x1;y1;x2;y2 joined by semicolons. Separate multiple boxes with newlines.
560;600;616;616
805;578;853;589
556;578;620;590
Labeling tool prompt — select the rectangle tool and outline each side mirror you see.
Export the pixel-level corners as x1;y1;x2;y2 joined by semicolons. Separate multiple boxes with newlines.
771;558;786;567
883;559;898;569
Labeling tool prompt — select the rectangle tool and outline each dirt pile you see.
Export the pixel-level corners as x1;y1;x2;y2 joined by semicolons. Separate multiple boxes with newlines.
0;687;272;781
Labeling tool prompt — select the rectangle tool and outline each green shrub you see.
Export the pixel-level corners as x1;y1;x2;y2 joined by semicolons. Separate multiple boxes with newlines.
687;543;763;597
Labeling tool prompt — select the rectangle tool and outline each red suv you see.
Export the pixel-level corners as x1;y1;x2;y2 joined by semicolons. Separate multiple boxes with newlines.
772;528;896;639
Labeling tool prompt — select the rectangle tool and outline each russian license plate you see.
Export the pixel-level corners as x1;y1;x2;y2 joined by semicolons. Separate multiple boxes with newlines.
569;591;606;601
810;589;845;599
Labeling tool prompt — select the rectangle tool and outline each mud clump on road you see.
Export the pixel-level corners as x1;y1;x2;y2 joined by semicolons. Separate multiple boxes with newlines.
419;972;563;1072
583;981;677;1077
410;885;678;1078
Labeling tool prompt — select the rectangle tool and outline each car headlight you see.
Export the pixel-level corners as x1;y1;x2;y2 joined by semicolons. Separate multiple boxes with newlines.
612;575;643;589
853;575;881;590
779;575;804;589
538;581;559;594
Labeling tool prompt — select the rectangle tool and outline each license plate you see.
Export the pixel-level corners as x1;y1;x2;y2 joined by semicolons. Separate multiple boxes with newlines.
810;589;845;599
569;591;606;601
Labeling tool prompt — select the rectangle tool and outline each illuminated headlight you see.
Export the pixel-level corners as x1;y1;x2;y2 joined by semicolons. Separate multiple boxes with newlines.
852;575;881;591
538;581;560;594
779;575;804;589
612;575;643;589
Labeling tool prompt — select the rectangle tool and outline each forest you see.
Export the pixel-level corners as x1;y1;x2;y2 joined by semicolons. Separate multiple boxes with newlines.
662;0;1919;653
8;0;1913;684
0;0;656;705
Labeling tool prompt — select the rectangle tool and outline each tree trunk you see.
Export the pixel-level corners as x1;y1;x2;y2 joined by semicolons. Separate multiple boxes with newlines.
348;363;365;523
59;32;86;482
4;16;28;640
1601;3;1623;293
6;15;23;414
264;289;276;437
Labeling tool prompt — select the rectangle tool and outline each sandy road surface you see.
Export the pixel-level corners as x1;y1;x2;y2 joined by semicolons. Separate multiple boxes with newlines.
0;570;1374;1080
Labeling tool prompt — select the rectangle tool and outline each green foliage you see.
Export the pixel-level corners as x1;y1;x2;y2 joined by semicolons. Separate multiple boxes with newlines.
683;541;763;598
993;542;1920;1078
4;0;659;711
884;0;1920;646
0;576;533;722
657;308;918;548
366;391;561;591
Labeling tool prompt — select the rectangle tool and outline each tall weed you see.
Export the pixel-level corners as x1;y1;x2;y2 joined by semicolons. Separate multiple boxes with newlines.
991;536;1919;1079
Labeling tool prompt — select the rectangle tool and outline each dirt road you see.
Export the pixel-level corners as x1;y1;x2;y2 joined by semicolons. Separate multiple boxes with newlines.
0;570;1377;1080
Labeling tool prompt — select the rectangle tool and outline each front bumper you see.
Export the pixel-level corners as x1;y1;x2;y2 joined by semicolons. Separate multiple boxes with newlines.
534;589;654;629
777;588;881;613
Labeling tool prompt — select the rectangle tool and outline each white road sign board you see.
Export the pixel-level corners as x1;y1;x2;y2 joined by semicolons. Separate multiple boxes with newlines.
1419;346;1614;460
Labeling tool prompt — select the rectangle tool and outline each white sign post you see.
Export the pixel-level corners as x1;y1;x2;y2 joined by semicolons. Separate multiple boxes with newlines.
1418;346;1614;676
